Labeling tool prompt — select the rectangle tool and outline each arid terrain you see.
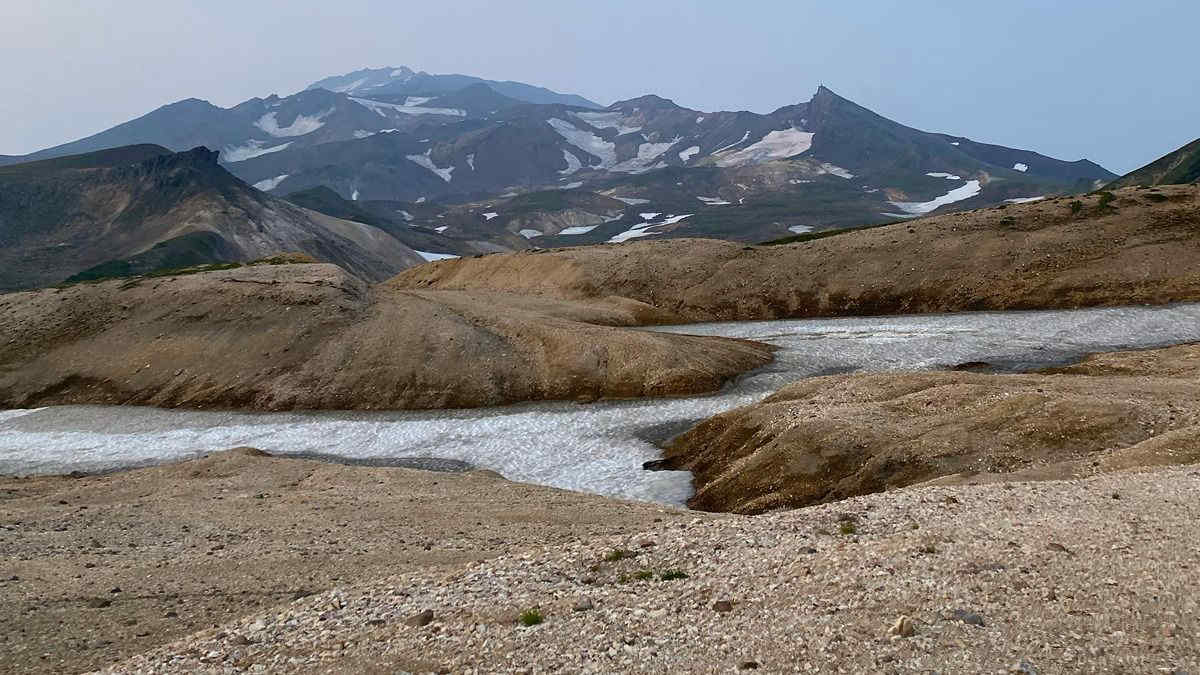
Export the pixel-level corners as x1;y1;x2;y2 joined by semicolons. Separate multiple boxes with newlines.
661;343;1200;513
396;184;1200;321
0;449;700;675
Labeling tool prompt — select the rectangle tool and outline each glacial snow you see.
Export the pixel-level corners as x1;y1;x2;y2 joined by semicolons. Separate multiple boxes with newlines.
610;139;675;174
406;152;455;182
254;109;332;138
613;196;650;205
888;180;983;215
712;131;751;154
697;196;732;206
220;140;292;163
788;225;814;234
678;145;701;162
351;97;466;118
572;111;643;135
466;153;476;171
547;118;617;168
715;129;814;167
519;229;542;239
559;149;583;175
818;163;855;179
1005;196;1045;204
482;212;500;220
558;224;600;235
416;251;458;261
559;181;584;190
926;172;963;180
608;214;692;243
1014;163;1029;172
11;304;1200;504
251;174;289;191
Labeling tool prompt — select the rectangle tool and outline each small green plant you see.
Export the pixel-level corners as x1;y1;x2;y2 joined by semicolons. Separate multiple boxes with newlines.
603;549;634;562
838;521;858;536
659;570;689;581
518;608;544;627
1096;191;1116;209
1144;192;1169;203
633;569;654;581
1068;200;1084;215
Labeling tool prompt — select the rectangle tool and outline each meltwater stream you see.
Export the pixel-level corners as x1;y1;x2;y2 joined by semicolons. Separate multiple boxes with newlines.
3;303;1200;505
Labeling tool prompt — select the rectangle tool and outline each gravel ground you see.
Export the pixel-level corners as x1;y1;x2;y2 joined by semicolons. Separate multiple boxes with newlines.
99;465;1200;674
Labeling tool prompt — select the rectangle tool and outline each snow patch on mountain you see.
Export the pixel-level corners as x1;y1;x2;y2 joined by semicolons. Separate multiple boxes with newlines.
697;196;732;205
251;174;289;191
558;224;600;235
221;140;292;163
788;225;814;234
559;150;583;175
613;196;650;205
406;151;455;182
405;96;433;106
416;251;459;262
678;145;700;162
466;153;476;171
611;140;675;174
351;97;466;118
572;111;643;135
519;229;542;238
547;118;617;168
1014;163;1029;172
712;131;751;154
715;129;814;167
254;109;332;138
559;181;584;190
888;179;982;215
1005;196;1045;204
926;172;962;180
483;212;499;220
818;163;855;179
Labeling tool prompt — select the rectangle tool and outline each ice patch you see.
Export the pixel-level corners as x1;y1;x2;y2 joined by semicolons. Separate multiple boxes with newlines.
404;96;433;106
888;180;982;215
251;174;289;191
678;145;700;162
547;118;617;168
351;97;466;118
416;251;458;261
611;140;676;174
398;210;414;222
926;172;963;180
519;229;542;238
695;115;705;124
351;189;359;201
788;225;814;234
559;181;583;190
572;111;642;135
715;129;814;167
697;196;732;206
331;77;367;93
639;212;661;220
881;212;921;219
220;140;292;163
353;130;373;139
558;224;600;235
818;163;855;179
406;152;455;182
713;131;751;154
466;153;476;171
254;109;332;138
1005;196;1045;204
613;196;650;205
950;142;961;146
559;150;582;175
482;212;499;220
1013;163;1029;172
416;197;427;204
608;214;692;243
434;226;447;232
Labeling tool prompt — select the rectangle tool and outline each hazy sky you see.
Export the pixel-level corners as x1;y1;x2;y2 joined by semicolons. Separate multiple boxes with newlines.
2;0;1196;172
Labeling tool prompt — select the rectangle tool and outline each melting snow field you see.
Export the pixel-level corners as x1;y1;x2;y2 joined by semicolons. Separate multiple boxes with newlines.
716;129;814;167
221;140;292;163
254;110;332;138
5;305;1200;504
889;179;982;215
251;174;289;192
416;251;458;261
406;152;455;182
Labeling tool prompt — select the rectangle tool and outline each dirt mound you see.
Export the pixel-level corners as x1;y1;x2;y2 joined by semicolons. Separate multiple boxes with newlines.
0;264;771;410
393;184;1200;322
660;343;1200;513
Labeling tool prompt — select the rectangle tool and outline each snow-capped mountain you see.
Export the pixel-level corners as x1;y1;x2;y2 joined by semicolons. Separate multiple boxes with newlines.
1;68;1118;249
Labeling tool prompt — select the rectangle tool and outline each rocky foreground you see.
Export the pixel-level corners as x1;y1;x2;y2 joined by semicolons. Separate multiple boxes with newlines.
0;449;698;675
96;466;1199;674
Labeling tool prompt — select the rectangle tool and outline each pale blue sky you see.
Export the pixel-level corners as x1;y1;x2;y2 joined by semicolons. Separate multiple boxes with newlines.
2;0;1196;172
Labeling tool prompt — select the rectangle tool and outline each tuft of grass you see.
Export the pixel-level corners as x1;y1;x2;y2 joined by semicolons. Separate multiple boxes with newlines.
1068;200;1084;215
633;570;654;581
603;549;634;562
1144;192;1169;203
838;521;858;536
1096;191;1116;210
659;569;689;581
517;608;544;627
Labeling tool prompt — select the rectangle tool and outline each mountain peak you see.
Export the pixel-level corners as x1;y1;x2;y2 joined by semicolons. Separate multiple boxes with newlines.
609;94;680;111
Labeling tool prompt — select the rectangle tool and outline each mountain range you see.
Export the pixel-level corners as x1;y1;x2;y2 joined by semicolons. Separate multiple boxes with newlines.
0;66;1160;288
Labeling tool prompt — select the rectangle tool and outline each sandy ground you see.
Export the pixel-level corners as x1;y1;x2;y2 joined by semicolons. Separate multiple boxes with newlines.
98;465;1200;674
0;449;701;675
